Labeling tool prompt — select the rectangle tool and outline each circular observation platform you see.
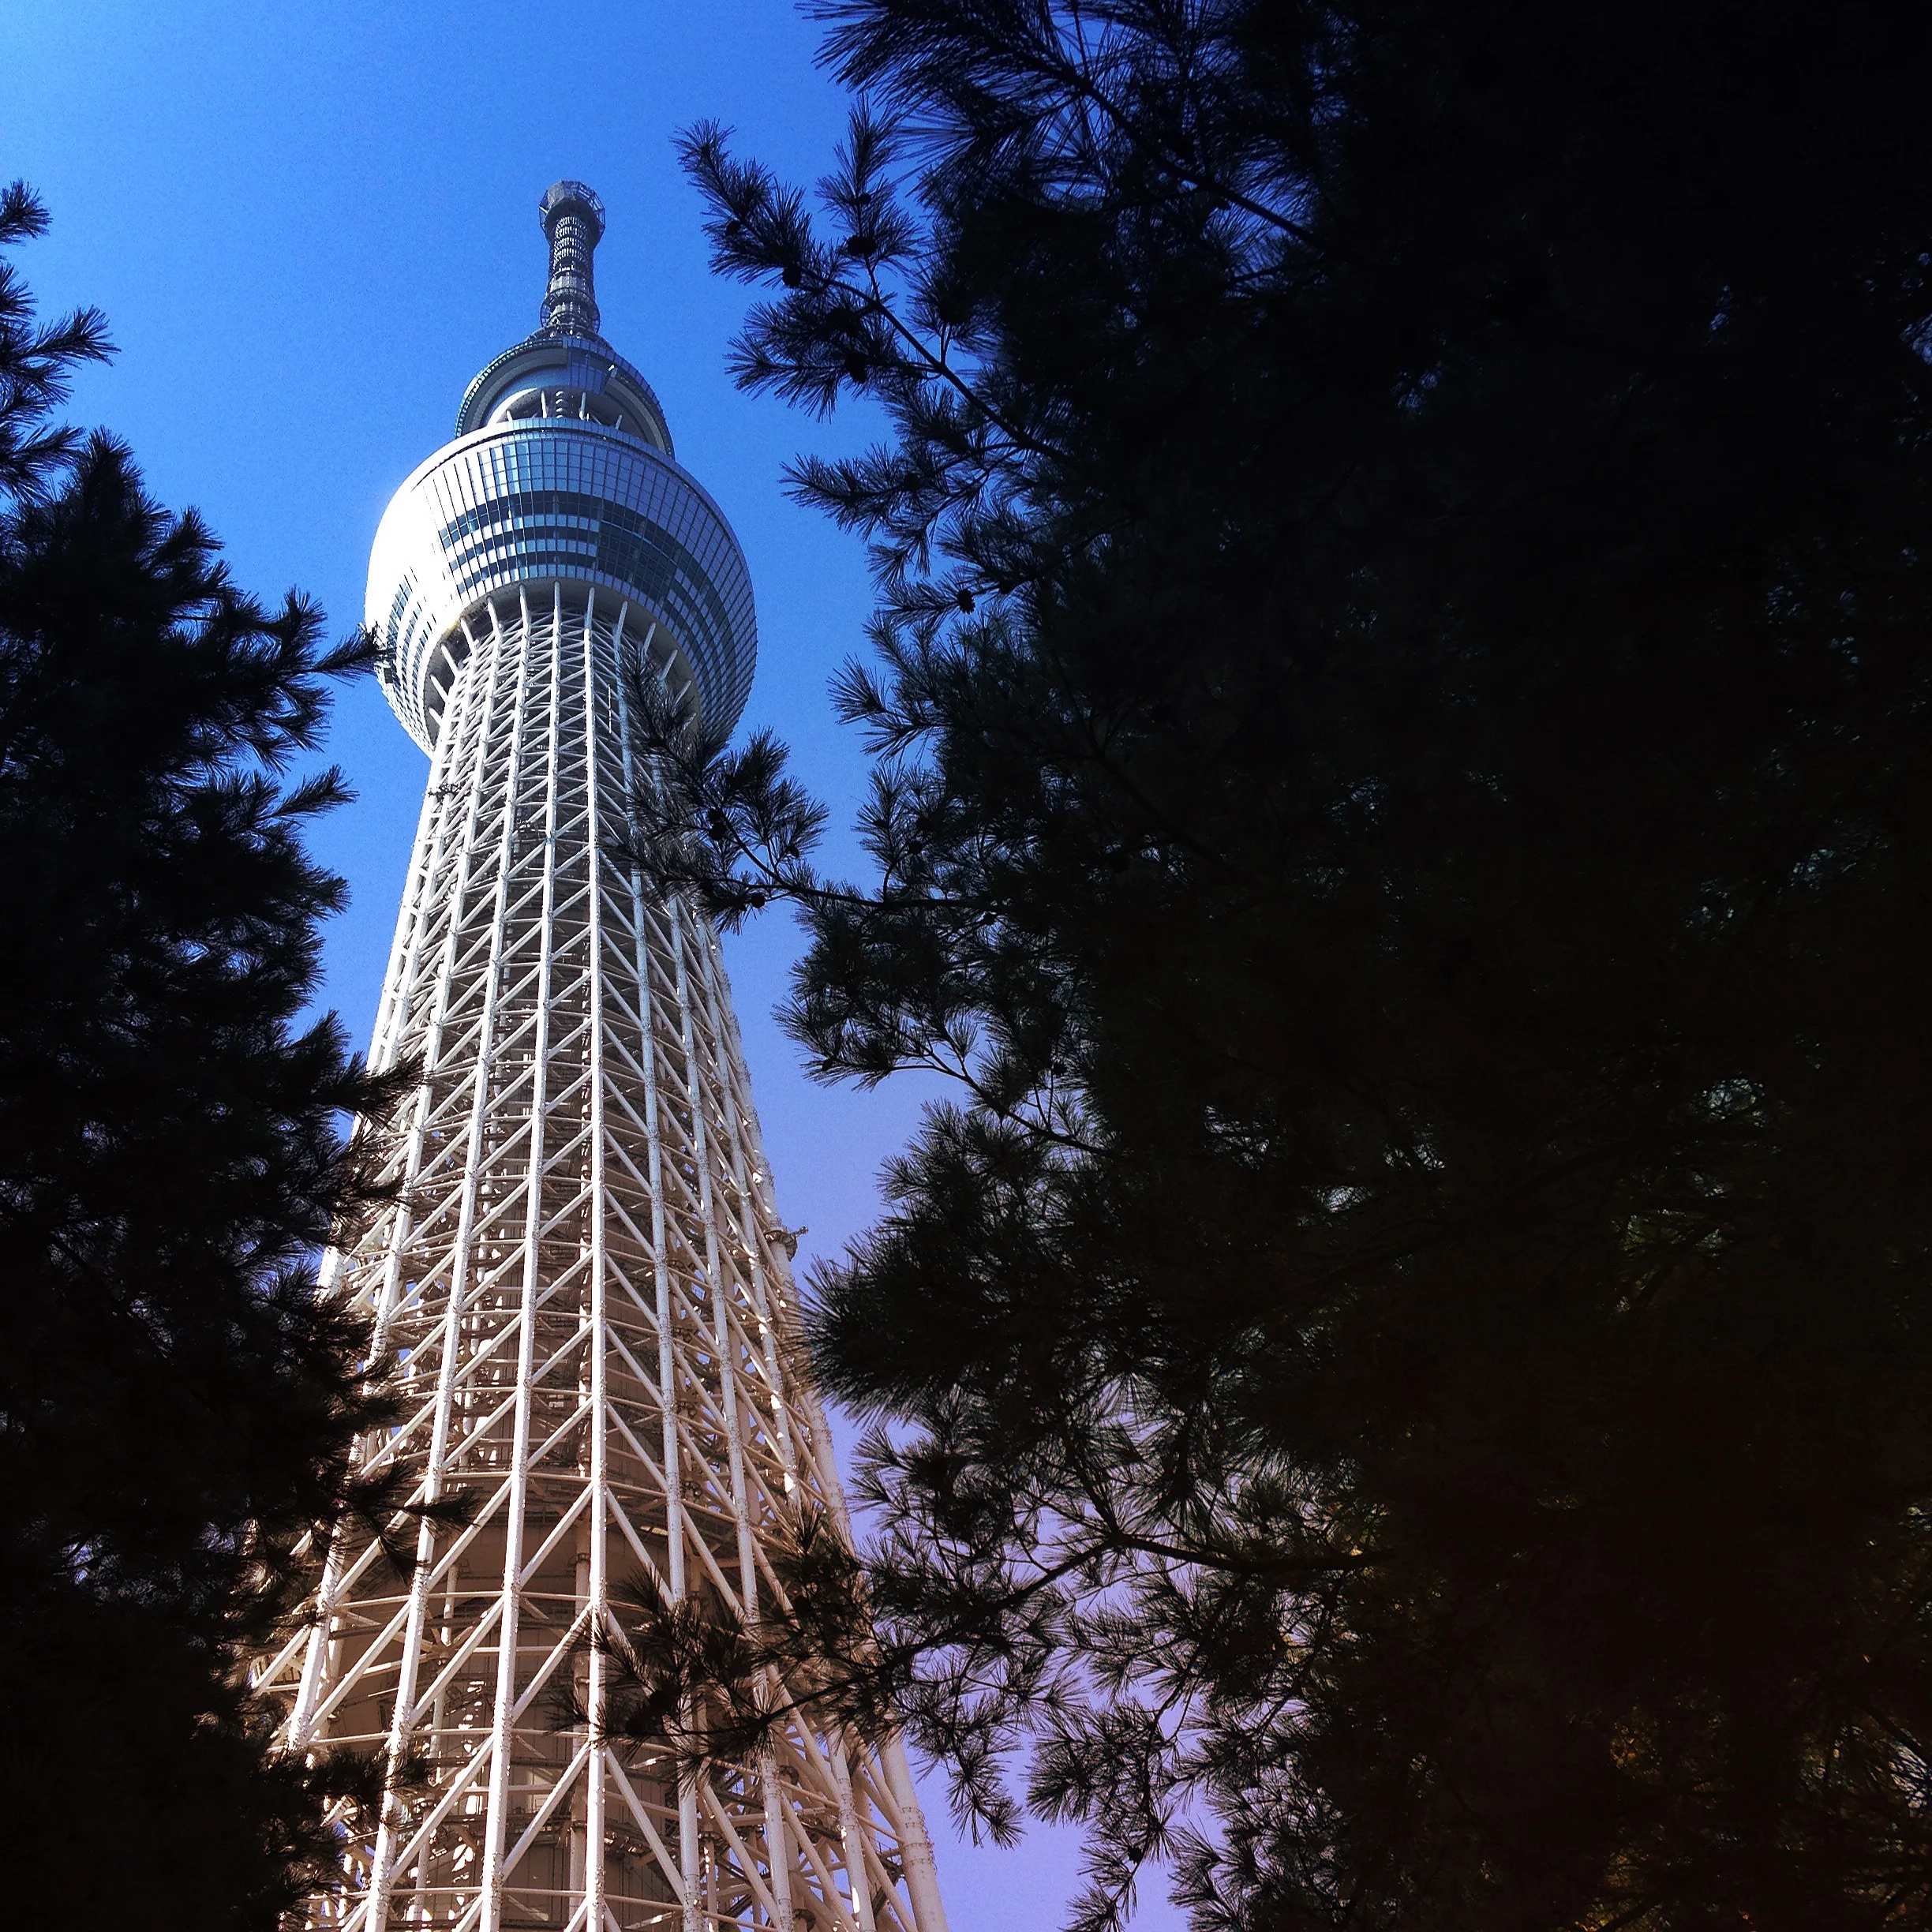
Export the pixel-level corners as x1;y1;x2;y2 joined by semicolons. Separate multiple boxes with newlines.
367;367;755;753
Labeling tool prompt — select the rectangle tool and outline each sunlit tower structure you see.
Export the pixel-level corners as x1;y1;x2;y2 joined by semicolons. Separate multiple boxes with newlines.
254;182;949;1932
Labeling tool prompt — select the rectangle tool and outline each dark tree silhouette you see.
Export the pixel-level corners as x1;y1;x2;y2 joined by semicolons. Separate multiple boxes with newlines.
0;184;403;1926
616;3;1932;1927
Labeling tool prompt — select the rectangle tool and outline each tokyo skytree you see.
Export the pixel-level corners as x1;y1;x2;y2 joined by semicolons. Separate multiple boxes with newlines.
254;182;949;1932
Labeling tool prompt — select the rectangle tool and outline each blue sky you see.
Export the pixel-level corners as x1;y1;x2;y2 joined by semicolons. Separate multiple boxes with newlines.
1;4;1185;1926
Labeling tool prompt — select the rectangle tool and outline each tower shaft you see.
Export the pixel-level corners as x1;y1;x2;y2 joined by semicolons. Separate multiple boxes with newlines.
258;586;943;1932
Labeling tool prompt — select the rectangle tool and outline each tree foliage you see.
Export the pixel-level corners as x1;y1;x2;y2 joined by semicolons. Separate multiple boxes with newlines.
0;185;402;1926
624;4;1932;1927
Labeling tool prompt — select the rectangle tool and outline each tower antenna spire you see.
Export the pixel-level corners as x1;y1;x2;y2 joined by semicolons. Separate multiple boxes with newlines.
538;178;605;335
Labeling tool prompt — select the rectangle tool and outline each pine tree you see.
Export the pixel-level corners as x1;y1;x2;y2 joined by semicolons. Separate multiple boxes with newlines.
613;4;1932;1928
0;185;399;1926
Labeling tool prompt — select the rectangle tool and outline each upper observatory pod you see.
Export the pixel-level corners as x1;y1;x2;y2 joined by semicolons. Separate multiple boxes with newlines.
367;180;757;751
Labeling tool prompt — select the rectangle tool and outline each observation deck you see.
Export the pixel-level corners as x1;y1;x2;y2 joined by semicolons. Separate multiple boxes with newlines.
366;179;757;751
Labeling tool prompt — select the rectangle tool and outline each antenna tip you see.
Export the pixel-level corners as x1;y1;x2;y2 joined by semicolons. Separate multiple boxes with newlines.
537;183;606;335
540;180;605;245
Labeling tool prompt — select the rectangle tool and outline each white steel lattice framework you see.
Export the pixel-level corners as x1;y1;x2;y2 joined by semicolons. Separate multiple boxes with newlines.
253;183;949;1932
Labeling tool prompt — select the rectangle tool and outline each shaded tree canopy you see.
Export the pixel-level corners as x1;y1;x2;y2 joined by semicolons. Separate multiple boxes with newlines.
0;184;399;1926
619;4;1932;1930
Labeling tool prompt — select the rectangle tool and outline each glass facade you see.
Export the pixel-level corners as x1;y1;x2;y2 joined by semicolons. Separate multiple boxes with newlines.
369;417;756;753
